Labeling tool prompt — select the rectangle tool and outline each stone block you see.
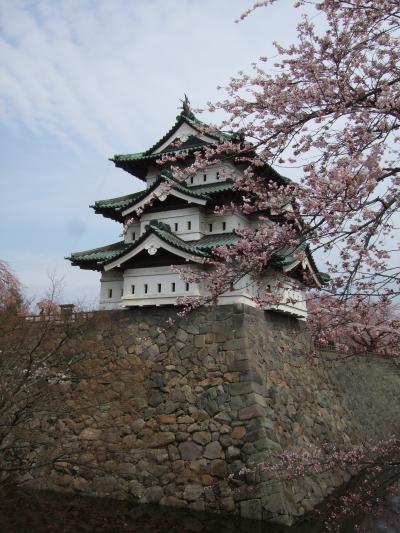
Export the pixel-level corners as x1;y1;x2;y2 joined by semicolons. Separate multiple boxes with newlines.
144;431;175;448
228;381;253;396
176;329;188;343
179;441;203;461
79;428;101;441
205;333;214;344
214;411;231;423
231;426;246;439
223;372;240;383
240;499;262;520
210;459;228;478
183;484;204;501
142;485;164;503
192;431;211;446
160;496;186;508
158;415;176;425
194;335;206;348
226;446;241;460
203;441;223;460
238;404;265;420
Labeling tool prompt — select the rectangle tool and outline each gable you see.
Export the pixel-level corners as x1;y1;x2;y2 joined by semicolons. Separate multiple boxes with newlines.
120;248;190;269
152;122;217;154
104;232;205;271
121;182;207;217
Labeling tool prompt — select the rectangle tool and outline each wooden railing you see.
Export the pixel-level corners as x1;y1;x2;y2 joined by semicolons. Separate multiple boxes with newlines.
24;311;95;323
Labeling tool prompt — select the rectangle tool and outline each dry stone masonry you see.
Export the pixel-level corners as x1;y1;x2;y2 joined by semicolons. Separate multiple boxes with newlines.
27;305;400;525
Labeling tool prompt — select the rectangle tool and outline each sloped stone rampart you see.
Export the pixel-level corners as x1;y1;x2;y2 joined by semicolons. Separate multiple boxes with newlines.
26;305;400;524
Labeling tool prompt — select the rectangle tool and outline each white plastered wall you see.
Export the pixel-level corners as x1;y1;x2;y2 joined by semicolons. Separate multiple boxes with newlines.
99;270;124;308
123;208;250;243
146;162;240;189
99;263;307;319
121;265;201;306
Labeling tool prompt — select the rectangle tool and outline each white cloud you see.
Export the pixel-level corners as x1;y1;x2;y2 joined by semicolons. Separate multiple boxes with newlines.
0;0;298;154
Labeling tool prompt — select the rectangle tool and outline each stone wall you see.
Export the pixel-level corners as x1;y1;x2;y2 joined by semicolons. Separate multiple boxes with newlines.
25;305;400;524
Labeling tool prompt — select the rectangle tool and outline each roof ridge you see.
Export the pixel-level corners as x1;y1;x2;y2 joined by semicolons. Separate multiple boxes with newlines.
69;240;127;257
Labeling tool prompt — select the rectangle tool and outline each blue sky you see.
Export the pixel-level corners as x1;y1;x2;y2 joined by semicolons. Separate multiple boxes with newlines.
0;0;302;307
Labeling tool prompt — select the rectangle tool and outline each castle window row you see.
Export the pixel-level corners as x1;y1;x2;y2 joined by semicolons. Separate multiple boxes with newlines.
129;220;230;241
188;171;221;185
163;221;227;233
104;282;192;298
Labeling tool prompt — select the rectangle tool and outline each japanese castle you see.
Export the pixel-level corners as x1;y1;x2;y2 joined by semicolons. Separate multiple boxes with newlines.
67;98;324;319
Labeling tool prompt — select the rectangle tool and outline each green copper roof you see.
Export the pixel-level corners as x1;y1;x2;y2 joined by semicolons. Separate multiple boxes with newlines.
190;233;239;252
111;100;233;180
187;181;235;196
67;226;327;284
273;240;329;285
92;173;235;221
140;105;231;157
145;225;208;258
113;143;210;164
67;223;240;271
91;190;144;210
66;241;134;270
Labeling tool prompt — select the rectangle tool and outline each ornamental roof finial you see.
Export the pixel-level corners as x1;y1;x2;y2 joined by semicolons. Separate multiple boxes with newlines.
179;94;195;120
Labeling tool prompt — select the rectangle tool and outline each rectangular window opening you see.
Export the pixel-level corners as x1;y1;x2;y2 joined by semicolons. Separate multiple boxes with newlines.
144;284;148;294
131;285;135;294
216;171;220;180
108;289;113;298
203;174;207;182
187;221;191;230
185;282;190;292
121;288;124;297
174;223;178;231
171;282;176;292
222;221;226;231
190;176;194;184
132;231;136;241
158;283;162;293
209;223;213;232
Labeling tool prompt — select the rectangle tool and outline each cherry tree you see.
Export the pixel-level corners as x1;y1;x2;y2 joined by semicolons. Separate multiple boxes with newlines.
308;296;400;356
0;261;98;490
163;0;400;340
36;299;60;317
0;260;26;313
166;2;400;524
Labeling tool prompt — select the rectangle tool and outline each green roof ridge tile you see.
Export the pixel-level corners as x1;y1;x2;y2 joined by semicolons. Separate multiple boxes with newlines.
91;190;145;210
66;240;132;263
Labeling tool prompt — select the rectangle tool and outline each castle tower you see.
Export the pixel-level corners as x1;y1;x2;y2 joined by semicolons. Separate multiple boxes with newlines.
67;98;324;318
